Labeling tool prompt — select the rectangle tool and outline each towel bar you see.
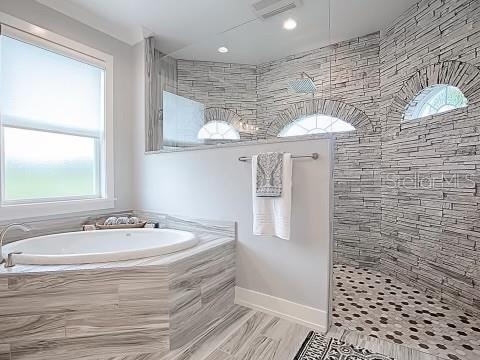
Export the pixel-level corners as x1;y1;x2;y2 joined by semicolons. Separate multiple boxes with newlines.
238;153;319;162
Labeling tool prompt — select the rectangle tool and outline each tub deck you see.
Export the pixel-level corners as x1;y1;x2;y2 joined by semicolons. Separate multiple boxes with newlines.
0;214;236;360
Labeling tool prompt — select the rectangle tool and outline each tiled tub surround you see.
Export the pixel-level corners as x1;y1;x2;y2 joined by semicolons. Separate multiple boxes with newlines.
0;215;236;360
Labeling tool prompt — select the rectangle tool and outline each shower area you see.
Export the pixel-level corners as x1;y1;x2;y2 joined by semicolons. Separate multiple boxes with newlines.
329;1;480;357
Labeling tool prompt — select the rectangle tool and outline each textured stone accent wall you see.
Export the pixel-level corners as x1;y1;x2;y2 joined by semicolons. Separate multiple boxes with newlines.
265;99;374;137
388;60;480;126
176;60;258;140
204;108;243;127
380;0;480;315
256;33;383;267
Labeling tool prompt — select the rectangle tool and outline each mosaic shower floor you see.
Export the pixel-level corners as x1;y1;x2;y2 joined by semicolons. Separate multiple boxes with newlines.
332;264;480;360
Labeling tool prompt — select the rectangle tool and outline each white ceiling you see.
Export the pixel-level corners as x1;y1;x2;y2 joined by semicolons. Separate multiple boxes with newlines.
36;0;418;64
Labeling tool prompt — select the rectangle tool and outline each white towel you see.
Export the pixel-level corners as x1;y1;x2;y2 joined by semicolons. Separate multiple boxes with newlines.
252;153;292;240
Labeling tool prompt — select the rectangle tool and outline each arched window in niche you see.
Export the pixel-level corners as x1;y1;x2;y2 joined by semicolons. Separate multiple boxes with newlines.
404;85;468;121
278;114;355;137
197;120;240;140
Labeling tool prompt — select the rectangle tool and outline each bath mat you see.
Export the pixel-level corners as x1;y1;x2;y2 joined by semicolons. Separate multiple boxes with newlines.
293;331;393;360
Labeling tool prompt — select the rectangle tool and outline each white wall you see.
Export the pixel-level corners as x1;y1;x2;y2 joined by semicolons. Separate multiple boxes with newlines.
0;0;134;212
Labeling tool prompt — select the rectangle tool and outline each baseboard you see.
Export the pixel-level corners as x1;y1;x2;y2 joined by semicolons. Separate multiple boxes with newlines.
234;286;328;332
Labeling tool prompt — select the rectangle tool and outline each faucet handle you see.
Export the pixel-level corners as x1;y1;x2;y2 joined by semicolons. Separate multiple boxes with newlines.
5;252;22;268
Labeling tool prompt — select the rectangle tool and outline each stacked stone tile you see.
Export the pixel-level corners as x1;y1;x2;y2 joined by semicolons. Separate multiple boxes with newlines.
264;99;373;137
177;60;258;140
257;34;382;268
204;108;243;129
380;0;480;315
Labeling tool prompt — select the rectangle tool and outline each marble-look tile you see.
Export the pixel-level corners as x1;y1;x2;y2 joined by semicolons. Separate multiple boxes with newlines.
169;288;203;322
164;213;235;239
204;349;233;360
220;312;274;355
201;268;236;305
236;335;279;360
6;268;129;291
170;285;236;350
164;305;254;360
132;211;236;239
1;265;171;359
10;330;169;360
0;277;8;290
90;306;252;360
118;267;169;309
168;241;236;349
260;319;311;360
0;282;119;315
100;353;167;360
0;344;10;360
0;314;65;342
65;309;168;338
217;310;313;360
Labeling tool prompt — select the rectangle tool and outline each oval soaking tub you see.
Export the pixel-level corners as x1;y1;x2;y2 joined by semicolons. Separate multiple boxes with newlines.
2;228;198;265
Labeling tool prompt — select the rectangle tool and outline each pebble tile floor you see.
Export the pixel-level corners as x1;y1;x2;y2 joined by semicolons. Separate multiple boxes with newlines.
332;264;480;360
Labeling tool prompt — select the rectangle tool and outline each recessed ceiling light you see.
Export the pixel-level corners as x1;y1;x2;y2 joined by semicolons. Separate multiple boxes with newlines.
218;46;229;53
283;18;297;30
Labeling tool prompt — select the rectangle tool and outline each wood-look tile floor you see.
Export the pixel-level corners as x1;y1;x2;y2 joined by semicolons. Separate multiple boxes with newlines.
169;305;442;360
204;310;311;360
332;264;480;360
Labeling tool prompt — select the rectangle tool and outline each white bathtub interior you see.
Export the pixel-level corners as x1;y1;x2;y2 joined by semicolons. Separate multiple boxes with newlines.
2;228;198;265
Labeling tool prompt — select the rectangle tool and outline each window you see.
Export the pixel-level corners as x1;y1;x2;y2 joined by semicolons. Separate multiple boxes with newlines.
278;114;355;137
0;21;113;219
198;121;240;140
404;85;468;121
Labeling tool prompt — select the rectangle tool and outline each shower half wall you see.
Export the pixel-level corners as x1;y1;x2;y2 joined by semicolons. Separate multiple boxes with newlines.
174;32;383;269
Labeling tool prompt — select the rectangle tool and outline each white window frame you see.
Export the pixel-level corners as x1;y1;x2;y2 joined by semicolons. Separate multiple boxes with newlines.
278;114;355;137
198;120;241;140
411;85;467;120
0;12;114;221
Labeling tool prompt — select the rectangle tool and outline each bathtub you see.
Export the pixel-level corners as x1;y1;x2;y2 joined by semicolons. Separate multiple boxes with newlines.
1;228;198;265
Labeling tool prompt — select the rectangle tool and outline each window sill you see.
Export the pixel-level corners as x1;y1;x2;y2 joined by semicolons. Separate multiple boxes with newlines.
0;198;115;222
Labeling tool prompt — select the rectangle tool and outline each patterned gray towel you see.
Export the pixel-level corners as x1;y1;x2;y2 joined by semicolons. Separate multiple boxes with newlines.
256;152;283;197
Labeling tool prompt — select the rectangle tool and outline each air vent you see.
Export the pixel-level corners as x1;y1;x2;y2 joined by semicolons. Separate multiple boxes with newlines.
252;0;285;11
251;0;303;20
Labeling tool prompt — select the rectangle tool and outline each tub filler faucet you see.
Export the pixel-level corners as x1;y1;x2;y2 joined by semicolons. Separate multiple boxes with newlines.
0;223;30;267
